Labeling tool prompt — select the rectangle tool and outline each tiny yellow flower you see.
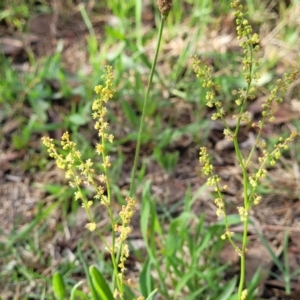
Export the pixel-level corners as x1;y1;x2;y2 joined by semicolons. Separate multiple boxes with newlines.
99;174;106;183
113;289;119;298
82;201;93;209
95;143;103;154
253;195;261;205
108;134;114;143
94;85;103;94
74;191;82;201
86;222;96;231
241;289;248;300
237;206;248;222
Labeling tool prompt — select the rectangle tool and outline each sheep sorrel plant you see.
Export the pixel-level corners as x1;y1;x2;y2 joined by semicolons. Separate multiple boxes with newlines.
42;66;141;300
41;0;297;299
193;1;298;299
42;1;173;298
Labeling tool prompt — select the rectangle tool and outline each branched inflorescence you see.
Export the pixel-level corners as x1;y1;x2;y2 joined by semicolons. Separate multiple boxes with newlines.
42;66;136;298
194;1;298;298
195;0;298;227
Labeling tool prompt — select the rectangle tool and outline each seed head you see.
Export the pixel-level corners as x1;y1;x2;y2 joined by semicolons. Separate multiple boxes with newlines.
157;0;173;17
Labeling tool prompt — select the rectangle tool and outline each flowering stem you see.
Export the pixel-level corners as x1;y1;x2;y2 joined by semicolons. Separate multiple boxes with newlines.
238;212;249;299
239;168;250;299
129;15;167;197
233;27;254;298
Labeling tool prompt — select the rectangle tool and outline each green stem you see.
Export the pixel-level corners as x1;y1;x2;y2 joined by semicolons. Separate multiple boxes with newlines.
100;138;124;297
234;37;254;299
129;15;167;197
238;215;249;299
237;167;250;299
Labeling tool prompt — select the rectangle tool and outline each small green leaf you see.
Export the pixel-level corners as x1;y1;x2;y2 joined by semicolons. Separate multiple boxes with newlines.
139;257;154;297
52;272;66;300
78;250;99;300
89;265;114;300
105;27;126;40
69;113;88;126
174;269;196;297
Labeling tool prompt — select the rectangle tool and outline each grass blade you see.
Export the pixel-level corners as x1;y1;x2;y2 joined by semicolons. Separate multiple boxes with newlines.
89;265;114;300
216;276;237;300
52;272;66;300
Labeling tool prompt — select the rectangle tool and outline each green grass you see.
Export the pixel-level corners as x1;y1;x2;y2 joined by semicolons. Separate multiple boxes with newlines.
1;0;300;299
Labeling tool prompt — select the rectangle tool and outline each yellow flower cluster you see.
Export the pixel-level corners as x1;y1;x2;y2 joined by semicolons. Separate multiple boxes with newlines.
86;222;97;231
42;133;97;230
258;72;299;128
221;230;234;241
237;206;248;222
93;66;115;154
249;130;298;188
114;197;136;273
214;198;224;217
42;66;120;233
253;194;261;206
199;147;213;176
43;66;139;298
192;58;221;117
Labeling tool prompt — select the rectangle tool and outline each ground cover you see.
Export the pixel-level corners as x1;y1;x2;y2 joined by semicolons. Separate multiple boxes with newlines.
1;0;300;299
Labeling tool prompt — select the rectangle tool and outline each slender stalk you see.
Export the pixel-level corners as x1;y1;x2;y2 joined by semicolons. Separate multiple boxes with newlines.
129;15;167;197
128;12;170;297
238;216;249;298
233;33;254;299
135;0;142;49
237;167;250;299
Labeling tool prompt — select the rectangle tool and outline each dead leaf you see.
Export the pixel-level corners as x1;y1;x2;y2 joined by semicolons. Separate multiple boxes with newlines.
0;37;23;56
